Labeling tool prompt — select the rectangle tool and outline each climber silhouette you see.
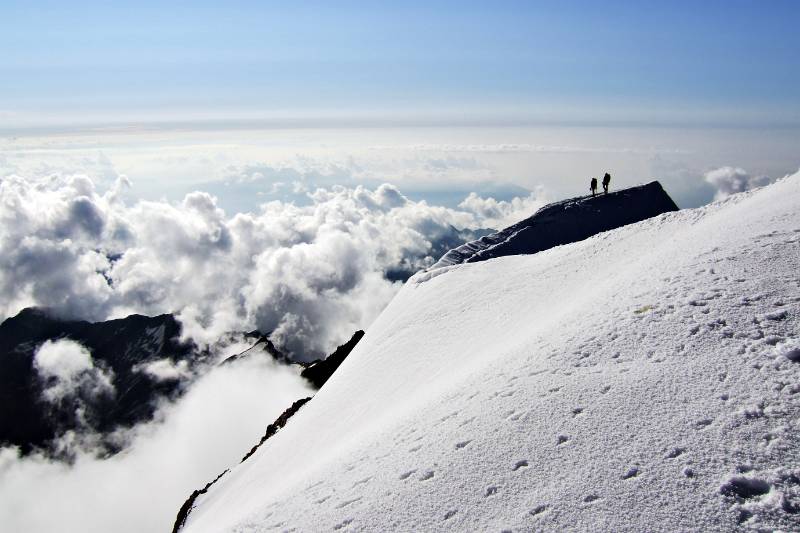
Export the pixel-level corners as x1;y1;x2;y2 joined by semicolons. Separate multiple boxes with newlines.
590;177;598;197
602;172;611;194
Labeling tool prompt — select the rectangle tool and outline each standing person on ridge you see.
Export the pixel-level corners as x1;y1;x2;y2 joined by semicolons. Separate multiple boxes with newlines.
590;177;598;197
602;172;611;194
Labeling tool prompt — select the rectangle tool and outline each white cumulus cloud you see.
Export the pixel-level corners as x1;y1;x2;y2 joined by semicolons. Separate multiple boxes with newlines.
703;166;772;201
34;339;114;404
134;358;191;382
458;188;547;229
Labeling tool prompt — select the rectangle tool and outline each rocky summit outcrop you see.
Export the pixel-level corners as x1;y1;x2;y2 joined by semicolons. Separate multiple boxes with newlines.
431;181;679;269
300;330;365;388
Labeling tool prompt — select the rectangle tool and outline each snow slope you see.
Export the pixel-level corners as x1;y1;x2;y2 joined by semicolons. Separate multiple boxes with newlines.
182;173;800;532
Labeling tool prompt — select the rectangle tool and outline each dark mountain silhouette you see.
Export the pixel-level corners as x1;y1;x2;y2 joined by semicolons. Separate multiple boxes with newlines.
0;308;199;455
431;181;679;269
0;303;366;457
300;330;365;388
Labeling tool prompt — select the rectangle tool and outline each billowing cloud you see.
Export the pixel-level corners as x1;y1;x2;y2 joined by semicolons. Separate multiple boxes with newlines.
0;355;313;533
34;339;114;405
458;188;547;229
134;358;191;382
31;339;117;457
0;174;546;360
703;166;772;201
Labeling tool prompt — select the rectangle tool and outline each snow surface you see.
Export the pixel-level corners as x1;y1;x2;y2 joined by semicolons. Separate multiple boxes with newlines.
183;173;800;532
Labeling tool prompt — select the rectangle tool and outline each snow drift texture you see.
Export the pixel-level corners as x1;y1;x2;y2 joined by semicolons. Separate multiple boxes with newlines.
431;181;678;269
182;173;800;532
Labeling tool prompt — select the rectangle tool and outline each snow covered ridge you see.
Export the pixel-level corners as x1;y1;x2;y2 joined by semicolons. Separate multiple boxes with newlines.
429;180;679;270
181;173;800;532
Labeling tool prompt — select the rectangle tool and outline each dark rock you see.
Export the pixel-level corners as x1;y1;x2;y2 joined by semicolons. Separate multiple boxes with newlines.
431;181;679;269
172;468;230;533
301;330;365;388
240;397;312;463
0;307;198;455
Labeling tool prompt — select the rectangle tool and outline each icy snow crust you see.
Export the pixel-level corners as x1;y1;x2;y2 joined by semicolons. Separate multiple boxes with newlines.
184;174;800;532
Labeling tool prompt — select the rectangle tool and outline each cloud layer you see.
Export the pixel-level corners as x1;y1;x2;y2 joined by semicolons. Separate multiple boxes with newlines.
0;174;545;359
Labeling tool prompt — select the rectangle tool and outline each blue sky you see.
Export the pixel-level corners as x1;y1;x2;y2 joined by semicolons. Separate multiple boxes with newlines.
2;1;799;128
